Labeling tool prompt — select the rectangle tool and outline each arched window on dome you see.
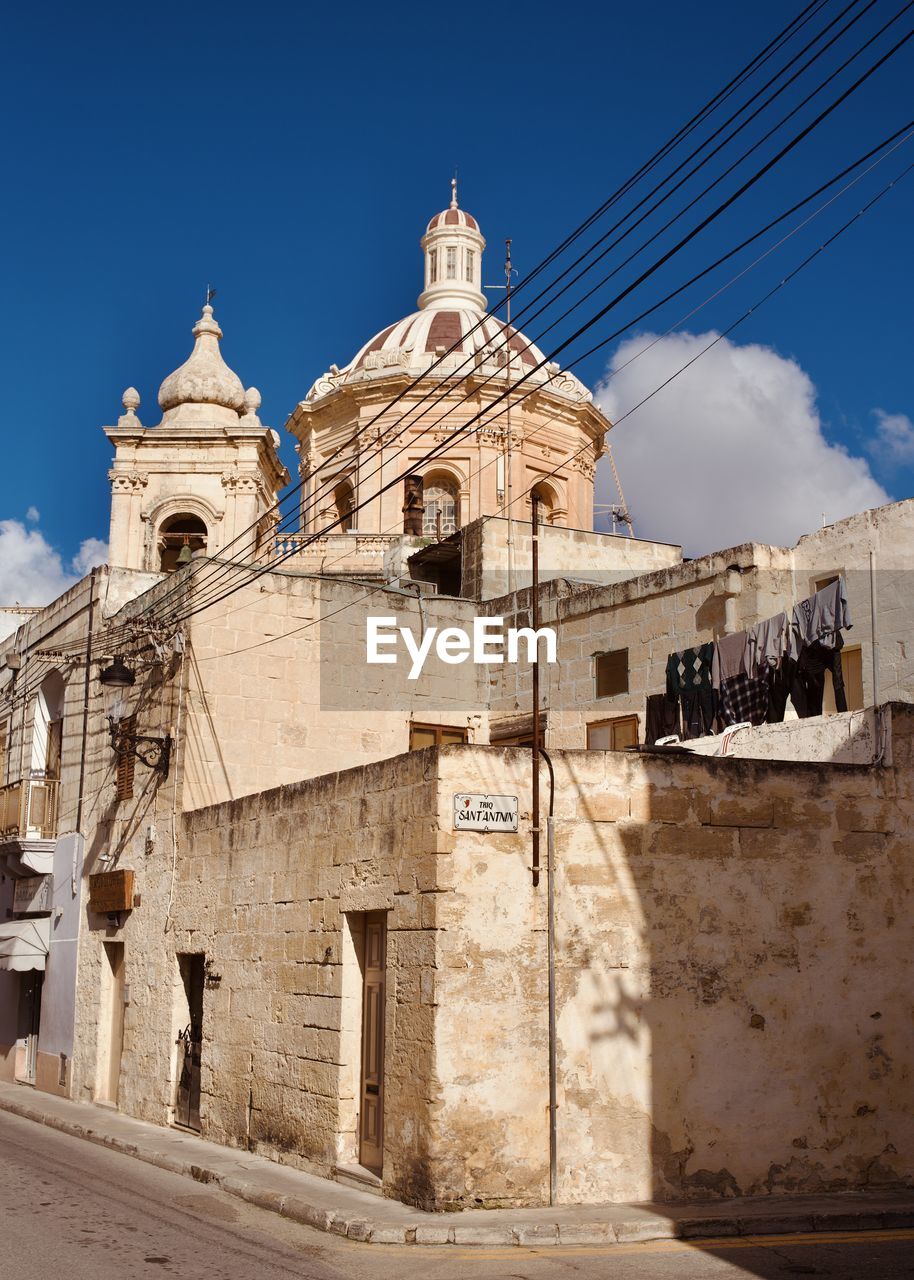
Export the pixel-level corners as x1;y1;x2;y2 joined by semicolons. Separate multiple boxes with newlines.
423;476;459;538
529;482;560;527
158;514;208;573
446;246;457;280
334;479;355;533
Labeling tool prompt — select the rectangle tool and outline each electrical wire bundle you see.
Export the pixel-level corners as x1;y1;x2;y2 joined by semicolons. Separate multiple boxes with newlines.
13;0;913;684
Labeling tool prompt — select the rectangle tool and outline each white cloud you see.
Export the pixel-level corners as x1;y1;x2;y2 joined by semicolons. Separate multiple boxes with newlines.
595;330;889;556
0;519;108;642
26;506;40;523
72;537;109;576
869;409;914;465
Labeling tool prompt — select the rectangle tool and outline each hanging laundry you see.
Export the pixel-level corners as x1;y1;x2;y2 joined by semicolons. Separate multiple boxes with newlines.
718;672;769;727
666;643;717;739
765;658;795;724
645;692;681;746
746;611;789;678
712;631;749;687
790;634;848;717
789;578;852;659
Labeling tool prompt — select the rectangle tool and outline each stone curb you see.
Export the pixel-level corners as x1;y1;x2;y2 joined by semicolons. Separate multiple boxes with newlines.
3;1090;914;1247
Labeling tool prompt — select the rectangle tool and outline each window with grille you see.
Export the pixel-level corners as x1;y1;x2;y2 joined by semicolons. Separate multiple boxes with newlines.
0;720;7;785
446;246;457;279
594;649;629;698
428;248;438;285
116;716;136;801
422;478;459;536
587;715;639;751
465;249;475;283
409;723;468;750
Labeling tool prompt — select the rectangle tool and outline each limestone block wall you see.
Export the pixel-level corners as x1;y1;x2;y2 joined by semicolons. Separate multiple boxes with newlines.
161;569;488;810
165;751;449;1202
430;720;914;1206
484;506;914;749
460;516;682;601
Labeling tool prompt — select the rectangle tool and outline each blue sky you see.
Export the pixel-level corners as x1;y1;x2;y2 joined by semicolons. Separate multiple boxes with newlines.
1;0;912;577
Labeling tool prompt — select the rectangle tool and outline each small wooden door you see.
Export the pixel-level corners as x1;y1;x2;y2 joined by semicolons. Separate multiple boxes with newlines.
359;913;387;1174
99;942;125;1104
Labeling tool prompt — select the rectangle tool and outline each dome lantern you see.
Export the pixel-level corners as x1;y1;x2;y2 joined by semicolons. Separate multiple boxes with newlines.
418;178;487;313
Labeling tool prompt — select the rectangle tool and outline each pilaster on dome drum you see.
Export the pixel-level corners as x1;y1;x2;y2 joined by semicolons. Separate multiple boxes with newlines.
157;303;247;421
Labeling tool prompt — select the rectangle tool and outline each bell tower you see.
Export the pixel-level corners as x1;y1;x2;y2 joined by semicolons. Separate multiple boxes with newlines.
104;304;289;573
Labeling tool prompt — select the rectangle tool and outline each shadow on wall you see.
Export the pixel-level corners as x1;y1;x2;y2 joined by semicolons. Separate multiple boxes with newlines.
551;731;912;1218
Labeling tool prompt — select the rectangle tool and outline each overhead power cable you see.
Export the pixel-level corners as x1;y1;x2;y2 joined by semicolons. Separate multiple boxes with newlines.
163;108;911;629
175;155;914;659
169;29;914;628
128;1;852;624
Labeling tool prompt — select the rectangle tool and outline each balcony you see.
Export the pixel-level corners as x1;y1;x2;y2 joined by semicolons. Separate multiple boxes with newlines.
0;776;59;874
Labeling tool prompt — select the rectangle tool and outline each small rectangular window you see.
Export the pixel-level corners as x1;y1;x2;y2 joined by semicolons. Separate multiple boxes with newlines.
409;722;468;750
594;649;628;698
465;249;475;283
587;716;639;751
116;716;136;801
446;246;457;279
814;573;840;593
429;248;437;285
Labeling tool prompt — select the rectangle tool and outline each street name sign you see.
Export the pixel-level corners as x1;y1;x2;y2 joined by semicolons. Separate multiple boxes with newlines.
453;794;518;833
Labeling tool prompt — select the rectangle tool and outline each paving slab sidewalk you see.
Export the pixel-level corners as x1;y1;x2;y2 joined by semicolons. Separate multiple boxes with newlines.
2;1081;913;1248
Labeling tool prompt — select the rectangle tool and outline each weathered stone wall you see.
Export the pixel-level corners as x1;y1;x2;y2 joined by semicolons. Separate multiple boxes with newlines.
460;516;682;601
155;751;448;1201
429;718;914;1205
485;499;914;749
166;568;486;810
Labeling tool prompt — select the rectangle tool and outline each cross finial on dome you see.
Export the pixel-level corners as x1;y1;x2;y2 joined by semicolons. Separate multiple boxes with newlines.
450;176;458;210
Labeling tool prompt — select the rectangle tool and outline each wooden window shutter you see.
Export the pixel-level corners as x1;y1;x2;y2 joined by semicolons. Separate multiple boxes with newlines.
116;716;136;801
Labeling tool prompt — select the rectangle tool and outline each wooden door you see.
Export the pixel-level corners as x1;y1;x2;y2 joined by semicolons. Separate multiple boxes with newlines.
100;942;125;1104
359;913;386;1174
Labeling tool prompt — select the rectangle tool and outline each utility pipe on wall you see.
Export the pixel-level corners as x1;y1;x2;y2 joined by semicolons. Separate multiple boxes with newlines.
541;747;557;1207
869;549;879;706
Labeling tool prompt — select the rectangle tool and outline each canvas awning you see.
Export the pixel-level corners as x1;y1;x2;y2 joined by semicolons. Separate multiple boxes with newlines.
0;916;50;971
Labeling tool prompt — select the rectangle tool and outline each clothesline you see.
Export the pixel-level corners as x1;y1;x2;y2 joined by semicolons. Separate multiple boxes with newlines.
646;578;853;745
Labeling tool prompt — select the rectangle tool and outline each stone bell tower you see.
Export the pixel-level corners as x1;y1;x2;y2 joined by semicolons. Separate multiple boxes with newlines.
104;303;289;573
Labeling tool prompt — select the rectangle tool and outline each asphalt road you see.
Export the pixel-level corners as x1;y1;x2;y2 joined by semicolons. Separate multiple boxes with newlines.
3;1109;914;1280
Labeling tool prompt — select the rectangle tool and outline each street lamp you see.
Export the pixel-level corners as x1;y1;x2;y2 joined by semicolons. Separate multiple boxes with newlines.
98;657;172;776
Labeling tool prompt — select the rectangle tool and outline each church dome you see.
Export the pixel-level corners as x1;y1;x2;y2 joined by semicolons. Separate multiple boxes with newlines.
305;183;591;406
158;303;246;419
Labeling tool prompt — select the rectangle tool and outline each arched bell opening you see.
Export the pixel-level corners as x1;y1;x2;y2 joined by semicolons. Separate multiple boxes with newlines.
158;514;208;573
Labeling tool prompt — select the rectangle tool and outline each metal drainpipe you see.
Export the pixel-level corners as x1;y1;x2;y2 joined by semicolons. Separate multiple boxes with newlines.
541;747;557;1206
